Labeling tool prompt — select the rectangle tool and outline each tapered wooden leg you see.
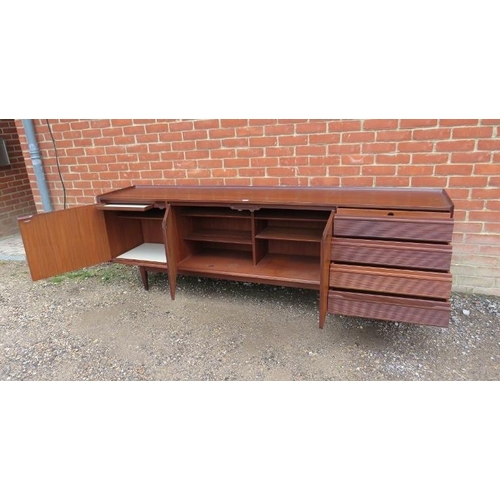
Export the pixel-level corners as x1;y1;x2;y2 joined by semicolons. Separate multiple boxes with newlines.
139;266;149;290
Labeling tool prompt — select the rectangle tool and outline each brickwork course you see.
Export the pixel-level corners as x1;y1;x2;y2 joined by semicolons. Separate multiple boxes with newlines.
13;119;500;297
0;120;36;237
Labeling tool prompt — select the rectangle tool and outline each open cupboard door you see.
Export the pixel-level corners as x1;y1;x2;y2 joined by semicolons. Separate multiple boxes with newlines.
18;205;112;281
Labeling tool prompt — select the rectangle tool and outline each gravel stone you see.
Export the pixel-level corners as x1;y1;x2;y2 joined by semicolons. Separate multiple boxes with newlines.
1;260;499;380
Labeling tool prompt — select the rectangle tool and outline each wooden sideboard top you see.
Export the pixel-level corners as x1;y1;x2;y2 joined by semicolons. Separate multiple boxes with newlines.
96;185;454;212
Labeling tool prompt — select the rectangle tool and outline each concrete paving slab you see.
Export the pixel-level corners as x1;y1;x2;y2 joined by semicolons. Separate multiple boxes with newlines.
0;232;26;261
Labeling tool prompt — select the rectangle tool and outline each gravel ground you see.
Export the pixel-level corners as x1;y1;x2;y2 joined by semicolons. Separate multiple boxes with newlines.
1;259;499;381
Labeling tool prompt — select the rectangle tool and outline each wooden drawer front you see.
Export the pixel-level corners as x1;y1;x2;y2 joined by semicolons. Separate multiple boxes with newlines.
329;264;452;299
331;238;452;271
328;291;451;327
336;208;451;219
333;216;454;243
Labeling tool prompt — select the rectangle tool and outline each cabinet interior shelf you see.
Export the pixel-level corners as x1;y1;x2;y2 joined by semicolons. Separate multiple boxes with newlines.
184;229;252;244
181;208;251;219
256;226;323;242
255;209;330;222
117;209;165;220
178;249;320;288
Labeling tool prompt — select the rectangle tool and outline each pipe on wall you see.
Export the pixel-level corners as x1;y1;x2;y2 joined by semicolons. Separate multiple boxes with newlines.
22;119;53;212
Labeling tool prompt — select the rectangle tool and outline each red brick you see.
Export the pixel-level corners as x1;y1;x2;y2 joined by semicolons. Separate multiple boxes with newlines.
194;119;219;129
148;143;171;153
376;154;411;164
70;121;91;130
278;136;307;146
412;153;449;164
236;126;263;137
308;134;340;144
222;138;248;148
183;130;207;140
449;176;488;187
172;141;196;151
162;153;185;163
169;121;193;131
196;140;221;149
209;128;235;139
124;125;145;135
400;119;437;128
185;151;210;160
251;158;279;167
341;176;374;187
413;128;451;140
198;160;223;168
265;124;295;135
328;144;360;154
296;123;327;134
250;137;277;147
220;120;248;127
398;141;434;152
310;156;339;166
451;152;491;163
278;119;308;124
238;168;266;177
136;134;159;143
481;120;500;125
477;139;500;151
440;119;479;126
328;121;361;132
411;176;447;187
248;119;277;125
236;148;264;158
267;167;296;177
213;168;238;177
296;145;326;156
111;119;133;126
279;156;309;166
327;166;361;176
252;178;280;186
374;176;410;187
113;136;134;145
473;164;500;175
267;147;295;157
362;166;396;175
342;132;375;143
469;188;500;201
223;159;249;168
363;119;399;130
341;155;375;165
436;140;475;152
452;127;493;139
435;164;473;175
296;166;328;177
362;142;396;153
485;199;500;211
377;130;412;141
310;177;341;187
210;149;236;159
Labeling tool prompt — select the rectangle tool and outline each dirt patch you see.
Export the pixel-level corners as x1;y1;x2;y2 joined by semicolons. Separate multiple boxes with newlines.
1;260;499;380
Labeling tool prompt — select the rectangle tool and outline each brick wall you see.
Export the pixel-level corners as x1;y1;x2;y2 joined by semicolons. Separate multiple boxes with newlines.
0;120;36;238
14;119;500;296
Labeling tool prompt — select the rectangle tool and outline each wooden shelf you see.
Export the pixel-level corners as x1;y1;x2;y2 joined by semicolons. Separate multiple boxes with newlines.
114;243;167;265
117;208;166;220
181;207;251;219
255;209;330;222
256;226;323;242
184;229;252;245
178;249;320;288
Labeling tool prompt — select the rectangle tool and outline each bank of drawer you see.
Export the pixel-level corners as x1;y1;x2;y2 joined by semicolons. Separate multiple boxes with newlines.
333;215;454;243
328;290;451;327
331;238;452;271
329;263;452;300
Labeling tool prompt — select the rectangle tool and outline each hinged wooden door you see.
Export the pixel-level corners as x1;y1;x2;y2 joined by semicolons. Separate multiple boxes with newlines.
18;205;112;280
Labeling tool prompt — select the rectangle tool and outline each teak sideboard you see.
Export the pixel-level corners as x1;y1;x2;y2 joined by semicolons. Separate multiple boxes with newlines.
18;185;455;328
